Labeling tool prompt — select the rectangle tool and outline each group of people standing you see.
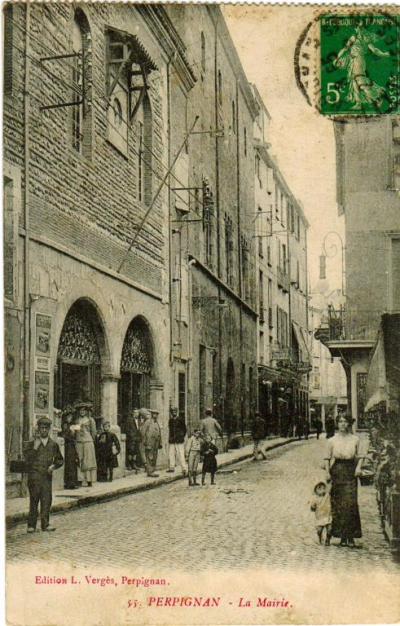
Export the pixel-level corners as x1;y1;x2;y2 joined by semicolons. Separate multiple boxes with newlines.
124;406;222;486
61;400;121;488
123;408;162;478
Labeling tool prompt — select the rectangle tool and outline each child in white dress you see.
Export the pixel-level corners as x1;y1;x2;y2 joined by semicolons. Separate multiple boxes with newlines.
310;481;332;546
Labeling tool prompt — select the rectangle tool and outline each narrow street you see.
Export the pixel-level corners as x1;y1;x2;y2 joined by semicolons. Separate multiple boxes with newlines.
7;438;399;574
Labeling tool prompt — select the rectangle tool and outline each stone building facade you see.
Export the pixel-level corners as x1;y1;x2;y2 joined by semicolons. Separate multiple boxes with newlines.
165;5;259;441
4;3;195;494
321;117;400;427
252;88;311;436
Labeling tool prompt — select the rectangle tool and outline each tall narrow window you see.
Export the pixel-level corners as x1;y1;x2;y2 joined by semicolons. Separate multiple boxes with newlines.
225;215;233;286
244;127;247;156
218;70;222;106
3;5;13;95
133;93;153;205
178;373;186;422
71;11;92;157
72;20;83;153
4;178;14;300
201;32;206;73
259;331;264;364
259;270;264;322
232;101;236;133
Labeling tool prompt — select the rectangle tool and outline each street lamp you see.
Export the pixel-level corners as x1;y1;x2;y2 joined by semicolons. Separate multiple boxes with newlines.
320;231;346;296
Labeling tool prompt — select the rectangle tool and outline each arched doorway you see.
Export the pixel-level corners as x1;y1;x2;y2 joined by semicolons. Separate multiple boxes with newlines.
118;317;154;430
225;358;236;435
54;299;105;423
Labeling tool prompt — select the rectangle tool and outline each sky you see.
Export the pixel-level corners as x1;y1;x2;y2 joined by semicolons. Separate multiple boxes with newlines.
222;4;345;293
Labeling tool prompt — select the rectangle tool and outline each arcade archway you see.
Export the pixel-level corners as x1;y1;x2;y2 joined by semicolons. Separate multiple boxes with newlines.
117;316;154;430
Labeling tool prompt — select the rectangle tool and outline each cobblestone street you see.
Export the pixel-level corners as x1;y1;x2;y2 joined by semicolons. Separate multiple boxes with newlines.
7;438;400;574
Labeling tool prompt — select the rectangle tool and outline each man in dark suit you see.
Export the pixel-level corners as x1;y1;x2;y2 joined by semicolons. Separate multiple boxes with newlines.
125;408;142;470
167;407;187;476
24;416;64;533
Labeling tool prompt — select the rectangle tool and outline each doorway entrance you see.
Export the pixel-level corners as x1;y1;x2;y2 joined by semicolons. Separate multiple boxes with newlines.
54;300;103;422
118;317;153;431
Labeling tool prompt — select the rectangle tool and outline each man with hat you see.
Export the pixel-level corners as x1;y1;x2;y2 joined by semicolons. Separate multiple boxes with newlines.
167;407;187;476
140;408;162;478
24;416;64;533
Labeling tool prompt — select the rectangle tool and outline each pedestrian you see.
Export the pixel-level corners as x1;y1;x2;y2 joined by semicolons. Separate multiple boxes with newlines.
24;416;64;533
167;407;187;476
140;408;162;478
200;408;223;445
61;405;78;490
315;418;323;440
185;430;203;487
325;414;336;439
95;422;121;482
125;408;142;471
325;413;364;547
251;412;267;460
296;415;304;440
200;434;218;485
73;400;97;487
310;480;332;546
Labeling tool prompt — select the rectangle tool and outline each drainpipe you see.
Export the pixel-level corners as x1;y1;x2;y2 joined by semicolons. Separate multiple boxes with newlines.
214;22;224;434
236;81;244;436
167;55;173;369
23;3;32;445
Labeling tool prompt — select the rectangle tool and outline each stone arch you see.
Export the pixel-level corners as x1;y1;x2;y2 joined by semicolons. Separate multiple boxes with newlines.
117;315;157;429
54;298;110;426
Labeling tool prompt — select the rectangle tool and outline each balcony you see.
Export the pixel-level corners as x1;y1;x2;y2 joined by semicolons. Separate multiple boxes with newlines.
277;267;290;293
315;308;380;356
327;308;380;341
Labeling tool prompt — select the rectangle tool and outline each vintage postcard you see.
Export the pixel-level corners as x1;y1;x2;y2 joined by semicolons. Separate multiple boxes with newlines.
4;1;400;625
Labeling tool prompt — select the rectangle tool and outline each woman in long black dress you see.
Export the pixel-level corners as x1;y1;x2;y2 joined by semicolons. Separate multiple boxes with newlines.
61;405;78;490
324;414;364;547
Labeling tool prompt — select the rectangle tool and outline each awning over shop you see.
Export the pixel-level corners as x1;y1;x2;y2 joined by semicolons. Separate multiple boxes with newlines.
292;322;310;363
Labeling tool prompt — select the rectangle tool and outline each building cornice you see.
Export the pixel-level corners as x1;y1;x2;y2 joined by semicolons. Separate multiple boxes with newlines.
135;5;197;92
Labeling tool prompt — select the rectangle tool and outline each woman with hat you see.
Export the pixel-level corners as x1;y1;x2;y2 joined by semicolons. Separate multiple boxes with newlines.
325;413;364;547
73;400;97;487
61;405;78;490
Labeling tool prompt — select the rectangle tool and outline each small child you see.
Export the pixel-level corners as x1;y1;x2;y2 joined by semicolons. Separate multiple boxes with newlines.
185;430;203;487
310;480;332;546
200;435;218;485
96;422;121;482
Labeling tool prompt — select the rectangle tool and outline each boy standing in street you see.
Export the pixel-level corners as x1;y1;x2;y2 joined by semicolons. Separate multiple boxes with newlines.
24;416;64;533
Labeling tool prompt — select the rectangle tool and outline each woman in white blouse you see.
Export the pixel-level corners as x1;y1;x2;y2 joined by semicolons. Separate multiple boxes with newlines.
324;414;364;547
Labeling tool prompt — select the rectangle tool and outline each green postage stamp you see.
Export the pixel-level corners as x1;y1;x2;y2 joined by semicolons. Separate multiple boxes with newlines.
320;14;399;115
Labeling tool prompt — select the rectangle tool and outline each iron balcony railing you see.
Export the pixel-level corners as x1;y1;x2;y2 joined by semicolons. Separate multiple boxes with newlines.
327;308;381;341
